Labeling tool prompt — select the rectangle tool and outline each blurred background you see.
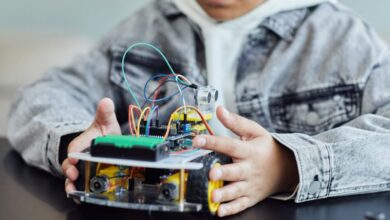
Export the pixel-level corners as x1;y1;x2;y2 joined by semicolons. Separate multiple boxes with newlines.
0;0;389;136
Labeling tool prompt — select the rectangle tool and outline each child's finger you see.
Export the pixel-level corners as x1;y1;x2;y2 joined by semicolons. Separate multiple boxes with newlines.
218;196;252;217
62;159;72;175
67;98;121;154
212;181;248;203
67;127;101;153
94;98;119;128
210;162;250;181
65;178;76;193
193;135;249;158
62;159;79;181
216;106;266;139
66;166;79;182
68;157;79;165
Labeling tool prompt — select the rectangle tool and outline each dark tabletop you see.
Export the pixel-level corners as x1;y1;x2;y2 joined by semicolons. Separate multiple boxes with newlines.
0;137;389;220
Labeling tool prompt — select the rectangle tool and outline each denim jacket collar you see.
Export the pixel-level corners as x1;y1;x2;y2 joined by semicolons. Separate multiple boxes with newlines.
158;1;309;42
261;8;309;42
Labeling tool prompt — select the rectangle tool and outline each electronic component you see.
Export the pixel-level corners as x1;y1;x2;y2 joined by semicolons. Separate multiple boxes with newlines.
91;135;170;161
165;133;194;151
90;176;109;193
191;124;207;134
182;123;191;133
161;183;178;201
139;124;177;136
161;172;187;201
89;165;130;194
195;86;218;113
170;110;212;134
171;109;212;122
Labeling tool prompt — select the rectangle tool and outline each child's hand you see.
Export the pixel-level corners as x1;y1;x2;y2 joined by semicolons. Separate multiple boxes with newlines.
61;98;121;194
193;106;299;217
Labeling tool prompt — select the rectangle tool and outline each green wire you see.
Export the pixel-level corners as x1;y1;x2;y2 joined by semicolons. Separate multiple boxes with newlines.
121;42;179;107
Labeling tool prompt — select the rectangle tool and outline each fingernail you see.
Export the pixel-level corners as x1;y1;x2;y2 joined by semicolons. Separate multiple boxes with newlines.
194;137;206;147
212;168;222;180
213;190;221;202
221;107;230;117
219;207;226;217
66;184;75;194
66;169;73;178
69;158;77;164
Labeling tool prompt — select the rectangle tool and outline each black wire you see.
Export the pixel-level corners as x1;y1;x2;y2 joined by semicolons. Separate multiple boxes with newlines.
141;80;189;109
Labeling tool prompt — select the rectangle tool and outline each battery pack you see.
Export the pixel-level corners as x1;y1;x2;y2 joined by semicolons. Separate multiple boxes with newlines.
91;135;170;161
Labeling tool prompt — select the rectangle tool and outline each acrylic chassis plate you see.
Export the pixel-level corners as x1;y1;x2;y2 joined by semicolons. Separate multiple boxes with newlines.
68;191;202;212
68;148;211;170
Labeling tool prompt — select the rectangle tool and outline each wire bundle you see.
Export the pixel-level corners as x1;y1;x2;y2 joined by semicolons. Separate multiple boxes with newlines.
121;42;185;108
122;43;213;140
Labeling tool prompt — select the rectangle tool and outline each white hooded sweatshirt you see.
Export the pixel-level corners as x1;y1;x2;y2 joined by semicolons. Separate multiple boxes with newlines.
172;0;336;136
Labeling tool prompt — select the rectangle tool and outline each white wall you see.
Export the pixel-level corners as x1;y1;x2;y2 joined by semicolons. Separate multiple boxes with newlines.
342;0;390;40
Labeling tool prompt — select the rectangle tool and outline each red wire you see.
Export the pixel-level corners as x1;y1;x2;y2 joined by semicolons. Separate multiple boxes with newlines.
151;74;191;107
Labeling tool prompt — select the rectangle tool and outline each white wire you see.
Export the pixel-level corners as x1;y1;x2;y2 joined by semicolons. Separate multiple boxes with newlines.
175;75;187;113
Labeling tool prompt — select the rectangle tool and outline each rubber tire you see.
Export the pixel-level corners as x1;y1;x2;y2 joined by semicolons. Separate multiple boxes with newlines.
213;152;232;165
187;154;221;216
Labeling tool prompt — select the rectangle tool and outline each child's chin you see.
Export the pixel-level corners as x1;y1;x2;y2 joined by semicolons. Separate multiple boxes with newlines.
200;0;236;8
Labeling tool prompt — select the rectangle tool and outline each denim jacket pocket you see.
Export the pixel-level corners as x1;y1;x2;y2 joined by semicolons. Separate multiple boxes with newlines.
269;84;362;135
236;88;273;130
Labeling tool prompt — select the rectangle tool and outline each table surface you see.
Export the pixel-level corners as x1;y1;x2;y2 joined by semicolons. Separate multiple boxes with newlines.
1;137;389;220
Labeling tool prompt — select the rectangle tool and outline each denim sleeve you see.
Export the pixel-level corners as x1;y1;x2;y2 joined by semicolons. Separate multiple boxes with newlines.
271;50;390;202
6;46;116;176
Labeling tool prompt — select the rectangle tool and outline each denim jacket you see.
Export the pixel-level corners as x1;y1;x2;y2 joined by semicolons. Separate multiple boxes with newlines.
7;1;390;203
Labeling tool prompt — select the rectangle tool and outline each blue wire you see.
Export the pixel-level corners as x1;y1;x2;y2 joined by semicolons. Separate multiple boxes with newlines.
143;74;189;103
144;85;189;103
145;105;159;136
121;43;181;107
140;79;186;109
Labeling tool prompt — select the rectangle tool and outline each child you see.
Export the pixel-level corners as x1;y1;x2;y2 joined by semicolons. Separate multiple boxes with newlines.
7;0;390;217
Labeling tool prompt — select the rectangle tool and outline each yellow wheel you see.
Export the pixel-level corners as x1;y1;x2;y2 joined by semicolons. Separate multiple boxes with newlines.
187;155;224;215
207;163;223;214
